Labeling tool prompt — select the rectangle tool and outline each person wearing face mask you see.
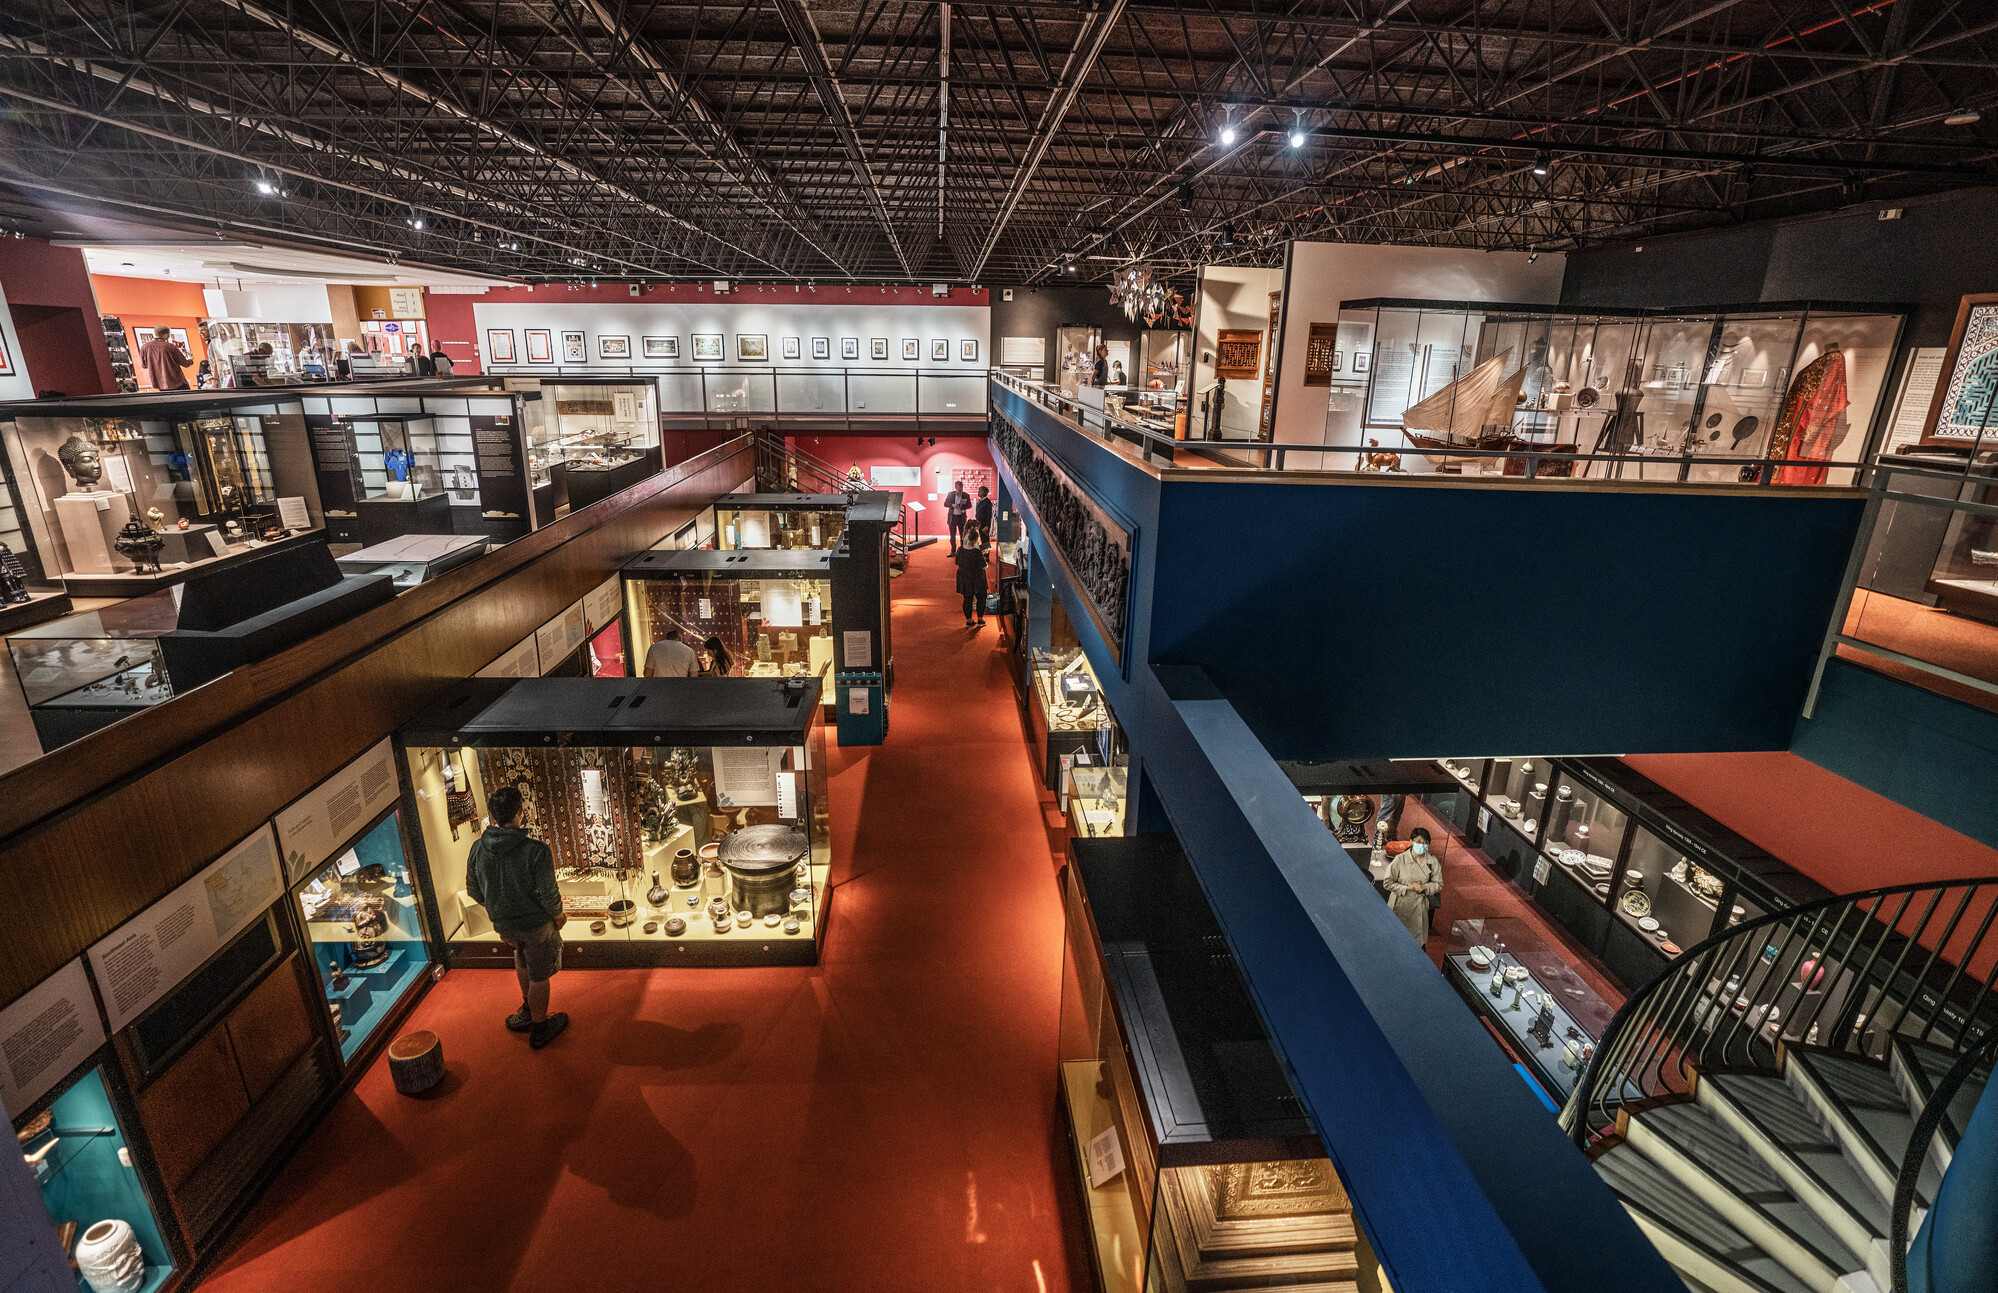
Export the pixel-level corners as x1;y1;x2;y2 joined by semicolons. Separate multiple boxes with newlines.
1383;826;1443;943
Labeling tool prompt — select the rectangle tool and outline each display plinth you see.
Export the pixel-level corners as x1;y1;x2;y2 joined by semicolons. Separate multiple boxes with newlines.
358;490;453;546
54;490;134;573
155;523;221;566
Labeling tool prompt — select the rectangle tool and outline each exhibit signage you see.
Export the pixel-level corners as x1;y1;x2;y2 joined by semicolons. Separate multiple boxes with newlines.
0;959;106;1113
275;738;401;883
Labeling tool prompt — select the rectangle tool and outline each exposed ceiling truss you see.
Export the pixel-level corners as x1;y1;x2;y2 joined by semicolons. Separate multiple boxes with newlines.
1;0;1993;284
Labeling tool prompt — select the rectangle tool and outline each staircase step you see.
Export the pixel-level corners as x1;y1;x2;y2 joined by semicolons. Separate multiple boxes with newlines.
1699;1072;1889;1264
1889;1037;1991;1167
1628;1101;1865;1290
1595;1142;1821;1293
1786;1049;1943;1207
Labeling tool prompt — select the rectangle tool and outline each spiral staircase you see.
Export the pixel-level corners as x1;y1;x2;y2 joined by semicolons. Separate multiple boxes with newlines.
1562;881;1998;1293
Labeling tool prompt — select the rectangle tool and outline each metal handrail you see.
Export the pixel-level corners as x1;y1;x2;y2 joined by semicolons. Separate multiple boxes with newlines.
989;368;1869;486
1890;1028;1998;1293
487;365;988;433
1561;877;1998;1146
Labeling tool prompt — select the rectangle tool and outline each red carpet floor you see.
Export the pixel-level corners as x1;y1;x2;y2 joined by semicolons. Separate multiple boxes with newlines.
201;545;1086;1293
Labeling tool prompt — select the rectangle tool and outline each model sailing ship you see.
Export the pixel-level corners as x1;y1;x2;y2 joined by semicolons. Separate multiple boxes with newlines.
1397;348;1527;464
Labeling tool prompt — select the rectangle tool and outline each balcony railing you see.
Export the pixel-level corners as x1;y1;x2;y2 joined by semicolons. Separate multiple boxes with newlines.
484;364;988;432
1809;448;1998;716
992;369;1870;487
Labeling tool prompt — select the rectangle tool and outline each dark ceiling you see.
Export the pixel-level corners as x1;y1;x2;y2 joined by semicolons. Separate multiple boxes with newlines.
1;0;1993;284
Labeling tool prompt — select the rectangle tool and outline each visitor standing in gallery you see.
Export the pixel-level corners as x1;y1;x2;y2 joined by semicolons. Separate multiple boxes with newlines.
701;635;734;677
138;326;194;391
943;480;972;551
954;523;990;628
1382;827;1444;944
466;785;570;1048
1092;344;1110;387
644;627;701;677
974;485;994;540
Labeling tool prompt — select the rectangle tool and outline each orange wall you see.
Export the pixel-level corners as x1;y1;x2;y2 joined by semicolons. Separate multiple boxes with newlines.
1622;751;1998;893
90;274;212;375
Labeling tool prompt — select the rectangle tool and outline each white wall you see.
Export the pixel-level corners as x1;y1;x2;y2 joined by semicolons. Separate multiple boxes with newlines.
0;277;36;401
200;284;335;323
1273;241;1566;445
470;300;990;370
1191;265;1282;439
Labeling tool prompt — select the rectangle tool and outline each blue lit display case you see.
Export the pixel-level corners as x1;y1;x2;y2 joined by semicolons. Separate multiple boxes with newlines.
14;1060;180;1292
290;808;432;1065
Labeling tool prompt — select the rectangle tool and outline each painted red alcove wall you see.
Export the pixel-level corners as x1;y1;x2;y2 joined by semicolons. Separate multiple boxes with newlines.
1623;751;1998;893
90;275;213;380
787;434;994;539
0;236;115;395
421;290;480;373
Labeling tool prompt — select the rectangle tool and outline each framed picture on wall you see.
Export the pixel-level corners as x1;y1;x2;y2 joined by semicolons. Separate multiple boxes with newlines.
598;335;631;359
960;339;978;362
693;334;724;361
782;336;801;360
870;338;888;360
902;338;920;361
0;328;13;376
524;328;554;364
562;330;586;362
930;339;949;361
486;328;516;363
1352;352;1371;373
842;337;860;360
643;336;678;359
813;337;831;360
737;334;768;361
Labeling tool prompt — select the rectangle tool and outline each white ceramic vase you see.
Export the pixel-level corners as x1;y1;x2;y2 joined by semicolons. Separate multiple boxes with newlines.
74;1218;146;1293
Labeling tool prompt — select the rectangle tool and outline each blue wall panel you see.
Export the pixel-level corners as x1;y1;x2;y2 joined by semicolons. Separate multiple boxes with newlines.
1151;477;1865;760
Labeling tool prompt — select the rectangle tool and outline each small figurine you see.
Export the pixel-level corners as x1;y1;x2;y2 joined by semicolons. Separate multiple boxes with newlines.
176;517;190;530
145;506;166;532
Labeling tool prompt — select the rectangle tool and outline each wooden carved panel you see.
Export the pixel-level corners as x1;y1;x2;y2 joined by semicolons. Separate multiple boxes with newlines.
1215;330;1262;380
989;411;1131;660
1304;323;1340;387
1156;1158;1358;1289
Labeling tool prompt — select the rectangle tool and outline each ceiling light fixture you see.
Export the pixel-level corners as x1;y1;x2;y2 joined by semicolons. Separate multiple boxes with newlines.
254;179;274;195
1221;225;1236;246
1219;105;1236;146
1945;106;1982;126
1289;110;1307;149
1531;150;1550;176
1177;183;1193;212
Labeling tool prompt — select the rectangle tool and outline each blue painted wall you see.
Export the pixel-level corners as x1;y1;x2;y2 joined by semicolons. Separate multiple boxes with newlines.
1150;476;1866;759
1793;659;1998;855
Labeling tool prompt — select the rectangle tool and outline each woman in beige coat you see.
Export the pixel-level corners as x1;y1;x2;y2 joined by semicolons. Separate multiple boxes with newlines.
1383;827;1444;943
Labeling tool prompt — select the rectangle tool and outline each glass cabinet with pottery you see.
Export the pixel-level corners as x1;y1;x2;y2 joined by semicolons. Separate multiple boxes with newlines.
402;676;832;968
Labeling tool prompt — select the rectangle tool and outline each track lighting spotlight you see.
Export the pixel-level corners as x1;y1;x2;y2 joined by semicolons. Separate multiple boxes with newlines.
255;179;274;195
1531;150;1550;176
1289;110;1306;149
1221;225;1236;246
1177;183;1193;212
1219;105;1236;146
1945;106;1982;127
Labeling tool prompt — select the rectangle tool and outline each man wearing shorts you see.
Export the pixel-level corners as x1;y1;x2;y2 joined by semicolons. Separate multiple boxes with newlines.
466;785;569;1048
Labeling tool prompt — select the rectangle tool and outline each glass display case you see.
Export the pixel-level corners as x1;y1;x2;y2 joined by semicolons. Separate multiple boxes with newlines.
12;1063;178;1293
623;548;836;686
1057;326;1102;398
520;380;662;514
715;493;850;551
1924;453;1998;623
403;676;833;967
1059;835;1371;1293
293;809;432;1063
1442;755;1828;992
7;589;180;751
1068;765;1126;839
334;534;489;589
1031;645;1116;792
1338;298;1905;483
337;414;453;545
1441;916;1617;1106
0;401;319;593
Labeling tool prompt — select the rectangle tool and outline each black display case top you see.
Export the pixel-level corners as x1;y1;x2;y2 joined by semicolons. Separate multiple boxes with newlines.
843;491;902;526
427;676;823;746
1280;758;1457;796
621;549;833;578
1070;834;1324;1165
720;492;862;509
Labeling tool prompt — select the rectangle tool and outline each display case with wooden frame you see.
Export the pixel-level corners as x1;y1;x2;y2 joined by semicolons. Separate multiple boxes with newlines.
1213;331;1262;380
1303;323;1340;387
1920;291;1998;446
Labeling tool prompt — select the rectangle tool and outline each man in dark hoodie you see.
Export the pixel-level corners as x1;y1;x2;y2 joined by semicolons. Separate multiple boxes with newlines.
466;785;569;1048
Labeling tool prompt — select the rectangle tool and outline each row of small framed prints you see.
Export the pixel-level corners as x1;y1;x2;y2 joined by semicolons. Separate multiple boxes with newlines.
487;329;982;365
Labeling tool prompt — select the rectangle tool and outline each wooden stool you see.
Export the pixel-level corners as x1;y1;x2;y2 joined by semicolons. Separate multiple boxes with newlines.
387;1029;445;1095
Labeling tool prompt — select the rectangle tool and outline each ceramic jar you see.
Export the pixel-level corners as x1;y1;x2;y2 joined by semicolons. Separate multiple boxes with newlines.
74;1218;145;1293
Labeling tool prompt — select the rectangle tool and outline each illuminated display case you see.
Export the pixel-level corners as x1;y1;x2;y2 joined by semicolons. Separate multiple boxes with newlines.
622;548;837;689
714;492;853;550
1438;756;1824;991
292;809;432;1063
0;395;324;595
524;379;662;514
1337;298;1905;483
1058;834;1375;1293
7;589;180;751
1030;645;1122;792
12;1063;180;1293
402;676;833;968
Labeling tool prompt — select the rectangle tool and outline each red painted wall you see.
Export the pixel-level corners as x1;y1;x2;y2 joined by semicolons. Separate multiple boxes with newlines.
0;236;115;395
422;290;481;374
787;433;995;541
1623;751;1998;892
